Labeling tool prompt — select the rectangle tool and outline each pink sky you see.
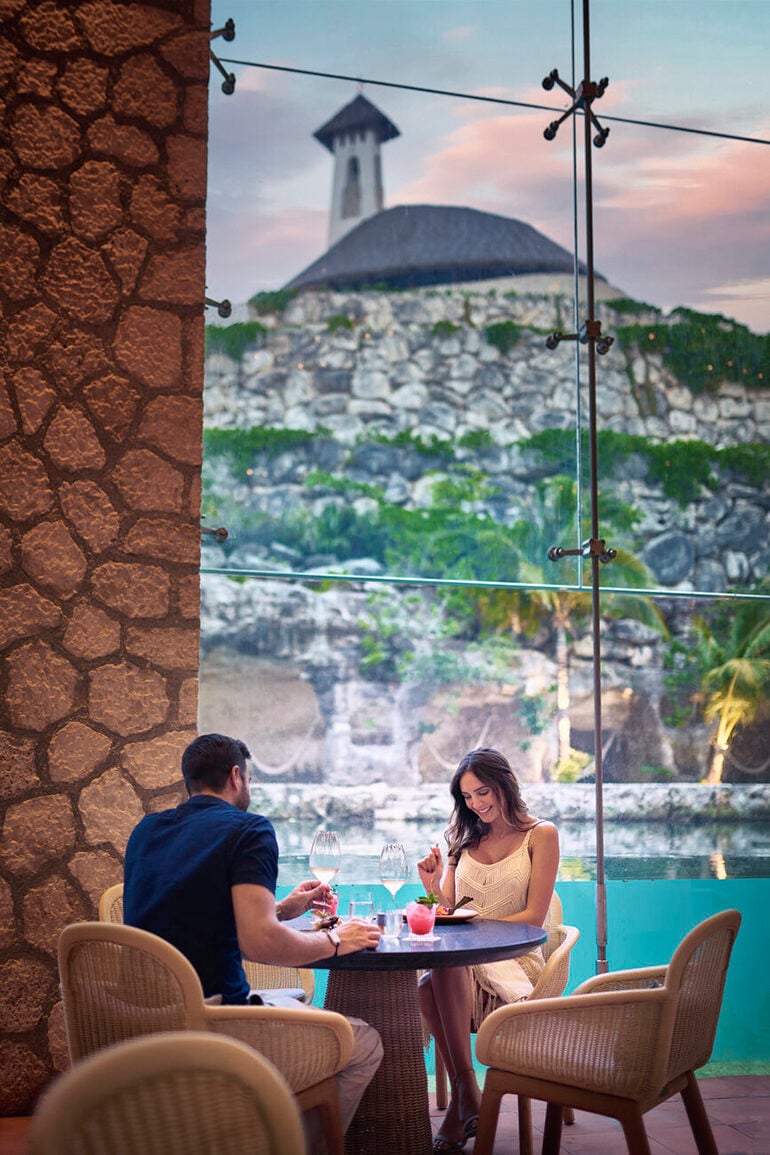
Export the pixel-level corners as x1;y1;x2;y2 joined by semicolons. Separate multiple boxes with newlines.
206;1;770;334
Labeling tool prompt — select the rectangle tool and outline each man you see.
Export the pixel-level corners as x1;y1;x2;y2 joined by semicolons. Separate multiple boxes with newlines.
124;732;383;1134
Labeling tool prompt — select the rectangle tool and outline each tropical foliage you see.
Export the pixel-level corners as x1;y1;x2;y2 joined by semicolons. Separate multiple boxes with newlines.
691;584;770;783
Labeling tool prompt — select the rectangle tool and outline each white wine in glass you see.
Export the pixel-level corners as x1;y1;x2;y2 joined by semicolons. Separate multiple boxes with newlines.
309;831;341;886
379;842;408;903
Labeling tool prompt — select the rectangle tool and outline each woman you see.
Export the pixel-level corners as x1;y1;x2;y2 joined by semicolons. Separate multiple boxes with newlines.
416;747;559;1153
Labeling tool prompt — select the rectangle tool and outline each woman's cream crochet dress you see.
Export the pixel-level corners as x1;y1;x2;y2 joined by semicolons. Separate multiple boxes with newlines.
455;824;545;1018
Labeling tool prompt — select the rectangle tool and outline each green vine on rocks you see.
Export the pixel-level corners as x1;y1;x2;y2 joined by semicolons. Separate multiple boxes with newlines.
247;289;296;316
525;428;770;506
431;320;462;339
205;322;267;360
203;426;321;476
483;320;521;355
615;308;769;394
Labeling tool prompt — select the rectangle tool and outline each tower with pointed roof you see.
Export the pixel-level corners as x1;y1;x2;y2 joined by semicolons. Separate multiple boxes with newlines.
314;94;400;248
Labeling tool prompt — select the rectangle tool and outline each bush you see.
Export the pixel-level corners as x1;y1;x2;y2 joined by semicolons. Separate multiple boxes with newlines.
248;289;296;316
205;322;267;360
484;320;521;355
431;320;462;339
615;309;769;394
327;314;356;334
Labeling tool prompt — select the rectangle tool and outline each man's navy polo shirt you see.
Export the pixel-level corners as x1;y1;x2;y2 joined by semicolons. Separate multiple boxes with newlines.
124;794;279;1004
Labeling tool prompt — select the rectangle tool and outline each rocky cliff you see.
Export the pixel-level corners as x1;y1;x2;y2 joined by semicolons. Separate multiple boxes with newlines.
200;283;770;787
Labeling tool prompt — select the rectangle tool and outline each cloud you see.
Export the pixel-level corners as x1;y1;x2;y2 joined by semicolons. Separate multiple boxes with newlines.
389;100;770;330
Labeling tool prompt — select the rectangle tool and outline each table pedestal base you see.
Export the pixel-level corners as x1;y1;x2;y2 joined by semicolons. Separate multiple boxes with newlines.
325;968;433;1155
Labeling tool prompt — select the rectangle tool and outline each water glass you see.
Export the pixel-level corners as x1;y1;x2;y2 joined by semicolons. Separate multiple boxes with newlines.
382;909;402;938
349;899;375;922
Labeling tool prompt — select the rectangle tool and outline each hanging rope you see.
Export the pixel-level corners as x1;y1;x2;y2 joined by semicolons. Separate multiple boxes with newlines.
424;716;492;772
249;722;319;776
725;747;770;776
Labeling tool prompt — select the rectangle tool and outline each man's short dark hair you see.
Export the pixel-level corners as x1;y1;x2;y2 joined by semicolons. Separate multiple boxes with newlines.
181;733;251;794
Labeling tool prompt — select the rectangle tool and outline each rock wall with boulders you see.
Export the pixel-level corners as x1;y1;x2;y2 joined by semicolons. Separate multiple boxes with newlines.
204;286;770;592
200;288;770;792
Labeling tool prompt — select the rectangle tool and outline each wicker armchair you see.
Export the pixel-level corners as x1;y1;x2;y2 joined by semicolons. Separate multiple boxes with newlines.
59;922;351;1153
98;882;315;1004
474;908;742;1155
28;1031;305;1155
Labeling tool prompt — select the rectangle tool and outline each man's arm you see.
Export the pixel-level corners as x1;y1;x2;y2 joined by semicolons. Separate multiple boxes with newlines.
233;883;380;964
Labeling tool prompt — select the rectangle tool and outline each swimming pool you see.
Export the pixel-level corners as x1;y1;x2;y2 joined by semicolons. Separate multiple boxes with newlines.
271;818;770;884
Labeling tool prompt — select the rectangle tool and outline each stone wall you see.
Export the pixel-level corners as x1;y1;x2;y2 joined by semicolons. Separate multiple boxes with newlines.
206;286;770;447
204;287;770;592
0;0;210;1113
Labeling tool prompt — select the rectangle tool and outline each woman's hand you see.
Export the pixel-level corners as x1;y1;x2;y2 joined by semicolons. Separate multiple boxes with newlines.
416;844;444;894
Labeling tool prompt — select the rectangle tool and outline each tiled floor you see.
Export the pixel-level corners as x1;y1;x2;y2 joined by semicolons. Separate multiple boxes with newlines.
428;1075;770;1155
2;1075;768;1153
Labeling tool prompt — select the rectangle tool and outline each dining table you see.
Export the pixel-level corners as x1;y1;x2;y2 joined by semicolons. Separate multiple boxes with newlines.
309;916;548;1155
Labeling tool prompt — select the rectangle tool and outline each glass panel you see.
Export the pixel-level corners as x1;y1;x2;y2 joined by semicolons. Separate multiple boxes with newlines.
203;0;770;894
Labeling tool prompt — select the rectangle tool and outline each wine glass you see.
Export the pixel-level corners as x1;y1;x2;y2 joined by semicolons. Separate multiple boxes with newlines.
309;831;341;887
379;842;409;907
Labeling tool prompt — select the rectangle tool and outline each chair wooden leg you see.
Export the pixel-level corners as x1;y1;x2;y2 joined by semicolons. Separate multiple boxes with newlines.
474;1076;504;1155
681;1071;718;1155
619;1115;652;1155
564;1105;575;1125
517;1095;533;1155
434;1044;449;1110
297;1079;344;1155
542;1102;563;1155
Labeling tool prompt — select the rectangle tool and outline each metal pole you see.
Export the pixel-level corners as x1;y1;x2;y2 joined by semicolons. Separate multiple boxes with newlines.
543;0;614;974
581;0;608;976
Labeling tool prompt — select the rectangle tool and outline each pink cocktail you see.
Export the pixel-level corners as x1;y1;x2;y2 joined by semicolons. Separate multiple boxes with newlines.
406;900;437;936
313;889;339;916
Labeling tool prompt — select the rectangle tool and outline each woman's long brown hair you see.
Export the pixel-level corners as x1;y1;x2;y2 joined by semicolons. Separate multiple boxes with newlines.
445;747;530;863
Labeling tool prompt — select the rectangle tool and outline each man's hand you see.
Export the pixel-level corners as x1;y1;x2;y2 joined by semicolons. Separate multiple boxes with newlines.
337;918;381;955
278;879;330;921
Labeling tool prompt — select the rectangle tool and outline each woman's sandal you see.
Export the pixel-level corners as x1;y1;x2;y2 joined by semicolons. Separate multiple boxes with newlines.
432;1136;466;1154
462;1114;479;1142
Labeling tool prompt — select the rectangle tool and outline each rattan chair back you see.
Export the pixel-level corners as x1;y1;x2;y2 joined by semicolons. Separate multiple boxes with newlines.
98;882;315;1002
663;908;742;1083
28;1031;306;1155
97;882;124;923
59;922;207;1062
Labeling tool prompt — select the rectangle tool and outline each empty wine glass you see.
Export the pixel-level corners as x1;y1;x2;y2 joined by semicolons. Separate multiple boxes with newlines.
309;830;341;887
379;842;408;907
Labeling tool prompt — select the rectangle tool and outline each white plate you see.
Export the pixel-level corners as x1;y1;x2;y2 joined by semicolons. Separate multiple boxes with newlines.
434;909;478;924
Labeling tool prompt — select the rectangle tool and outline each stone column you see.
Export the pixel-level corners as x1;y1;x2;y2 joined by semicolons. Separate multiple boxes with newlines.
0;0;211;1112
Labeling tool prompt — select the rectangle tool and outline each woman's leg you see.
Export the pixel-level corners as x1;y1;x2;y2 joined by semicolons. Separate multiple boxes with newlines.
419;969;481;1142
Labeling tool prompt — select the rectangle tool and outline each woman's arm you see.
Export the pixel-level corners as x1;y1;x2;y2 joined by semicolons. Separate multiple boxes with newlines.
500;823;560;926
416;844;457;907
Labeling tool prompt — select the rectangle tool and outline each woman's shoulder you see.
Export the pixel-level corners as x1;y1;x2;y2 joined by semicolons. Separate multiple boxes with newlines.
526;819;559;844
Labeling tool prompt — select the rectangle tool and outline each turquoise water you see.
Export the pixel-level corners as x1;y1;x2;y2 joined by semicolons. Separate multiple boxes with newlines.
271;819;770;885
276;877;770;1068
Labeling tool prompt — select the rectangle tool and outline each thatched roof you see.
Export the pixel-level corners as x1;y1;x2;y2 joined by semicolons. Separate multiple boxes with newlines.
313;94;400;154
285;204;593;291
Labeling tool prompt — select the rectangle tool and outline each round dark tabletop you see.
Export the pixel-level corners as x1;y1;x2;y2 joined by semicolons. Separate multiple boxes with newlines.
309;918;546;971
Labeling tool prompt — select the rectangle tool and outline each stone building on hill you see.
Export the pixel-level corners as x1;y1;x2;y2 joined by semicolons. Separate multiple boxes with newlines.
285;93;613;296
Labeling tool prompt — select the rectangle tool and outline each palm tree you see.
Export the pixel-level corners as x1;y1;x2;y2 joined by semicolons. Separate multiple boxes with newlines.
477;477;668;767
693;585;770;784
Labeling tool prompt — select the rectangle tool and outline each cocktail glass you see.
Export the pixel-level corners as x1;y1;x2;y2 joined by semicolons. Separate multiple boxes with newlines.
379;842;408;907
405;900;437;936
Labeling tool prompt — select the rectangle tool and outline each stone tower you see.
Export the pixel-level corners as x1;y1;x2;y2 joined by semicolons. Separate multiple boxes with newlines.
314;94;400;248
